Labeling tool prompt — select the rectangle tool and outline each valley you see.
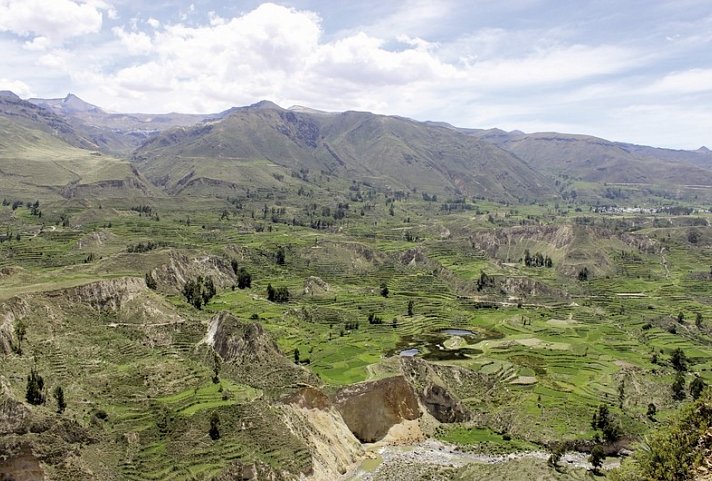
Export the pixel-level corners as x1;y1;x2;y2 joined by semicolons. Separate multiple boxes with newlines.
1;92;712;481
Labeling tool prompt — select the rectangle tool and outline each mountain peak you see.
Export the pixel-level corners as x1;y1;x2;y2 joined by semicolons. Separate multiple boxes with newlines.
248;100;283;110
697;146;710;153
0;90;21;101
61;93;102;113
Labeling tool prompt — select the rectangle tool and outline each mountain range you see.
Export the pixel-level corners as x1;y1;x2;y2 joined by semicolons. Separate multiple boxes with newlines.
2;90;711;202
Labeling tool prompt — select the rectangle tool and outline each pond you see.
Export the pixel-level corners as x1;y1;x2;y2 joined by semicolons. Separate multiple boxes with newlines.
388;327;500;361
439;328;475;336
399;348;419;357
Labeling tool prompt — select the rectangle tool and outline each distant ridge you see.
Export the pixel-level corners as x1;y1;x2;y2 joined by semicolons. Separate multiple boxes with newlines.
4;89;712;198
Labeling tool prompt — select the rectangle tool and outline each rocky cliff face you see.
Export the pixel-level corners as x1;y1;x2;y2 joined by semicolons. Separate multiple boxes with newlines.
150;251;236;293
0;297;29;355
0;376;31;435
401;357;469;423
333;376;421;443
205;312;282;365
0;447;46;481
204;312;317;396
46;277;146;312
281;386;364;481
213;461;289;481
0;375;92;481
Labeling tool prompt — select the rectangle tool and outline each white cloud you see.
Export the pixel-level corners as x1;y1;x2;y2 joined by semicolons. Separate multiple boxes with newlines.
57;2;639;119
3;1;707;148
0;0;106;44
23;36;50;51
0;77;33;97
608;104;712;148
647;68;712;94
112;26;153;55
38;50;71;69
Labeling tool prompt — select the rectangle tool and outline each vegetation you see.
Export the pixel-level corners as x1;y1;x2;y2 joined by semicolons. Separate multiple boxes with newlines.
612;389;712;480
25;367;45;405
3;98;712;480
209;411;221;440
182;276;217;309
53;385;66;413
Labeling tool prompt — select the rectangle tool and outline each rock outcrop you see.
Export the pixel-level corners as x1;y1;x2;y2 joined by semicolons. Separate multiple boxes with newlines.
150;251;236;293
0;297;29;355
0;376;31;435
303;276;329;296
203;312;317;396
213;461;289;481
0;447;46;481
333;376;421;443
281;386;364;481
46;277;146;312
401;357;469;423
205;312;282;365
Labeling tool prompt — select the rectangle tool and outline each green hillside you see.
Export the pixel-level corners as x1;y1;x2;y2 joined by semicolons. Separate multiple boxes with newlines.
133;103;554;201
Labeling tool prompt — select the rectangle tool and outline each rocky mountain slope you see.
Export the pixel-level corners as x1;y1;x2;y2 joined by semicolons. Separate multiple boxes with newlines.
464;127;712;186
132;102;553;201
29;94;209;155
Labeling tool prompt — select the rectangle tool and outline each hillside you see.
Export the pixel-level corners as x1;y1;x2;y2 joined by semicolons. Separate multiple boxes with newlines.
2;89;712;480
28;94;209;155
0;91;98;151
465;128;712;186
133;102;554;201
0;114;157;200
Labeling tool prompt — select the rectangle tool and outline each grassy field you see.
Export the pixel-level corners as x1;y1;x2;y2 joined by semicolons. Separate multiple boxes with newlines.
2;177;712;479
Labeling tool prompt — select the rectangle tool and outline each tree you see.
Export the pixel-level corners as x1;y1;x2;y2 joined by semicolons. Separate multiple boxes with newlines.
618;379;625;410
589;445;605;474
209;412;221;440
237;268;252;289
690;376;706;400
688;229;700;244
293;348;300;364
677;311;685;323
267;283;275;302
182;277;216;309
672;372;686;401
407;300;414;317
202;276;216;305
578;267;589;281
591;404;621;442
670;348;688;372
212;352;221;384
380;282;389;298
476;271;495;291
53;385;66;414
275;287;290;303
696;312;703;329
275;246;286;265
646;402;657;420
524;249;532;267
13;319;26;355
25;367;45;405
591;404;609;430
182;279;203;309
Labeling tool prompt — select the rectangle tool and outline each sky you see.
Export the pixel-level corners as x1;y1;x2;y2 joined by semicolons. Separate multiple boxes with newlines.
1;0;711;149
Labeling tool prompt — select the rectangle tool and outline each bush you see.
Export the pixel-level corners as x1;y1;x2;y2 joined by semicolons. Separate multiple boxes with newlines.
610;390;712;481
